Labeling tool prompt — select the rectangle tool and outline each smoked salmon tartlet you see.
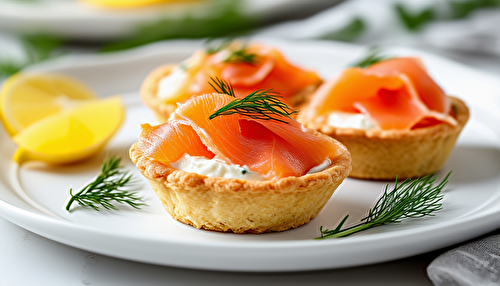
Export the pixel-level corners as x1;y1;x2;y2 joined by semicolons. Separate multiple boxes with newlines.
130;85;351;233
298;57;469;180
140;41;322;122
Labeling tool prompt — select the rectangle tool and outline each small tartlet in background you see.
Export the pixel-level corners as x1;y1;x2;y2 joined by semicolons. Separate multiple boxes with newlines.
298;57;470;180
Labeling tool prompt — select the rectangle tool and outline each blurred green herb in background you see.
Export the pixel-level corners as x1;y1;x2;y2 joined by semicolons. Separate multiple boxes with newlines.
450;0;500;18
320;17;366;42
100;1;256;52
0;0;255;77
395;3;435;31
0;35;65;78
2;0;500;78
395;0;500;32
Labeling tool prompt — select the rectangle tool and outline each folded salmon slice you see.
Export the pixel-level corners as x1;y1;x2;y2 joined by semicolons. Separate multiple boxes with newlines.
368;57;450;114
170;43;321;104
139;93;342;180
301;57;455;130
139;121;214;163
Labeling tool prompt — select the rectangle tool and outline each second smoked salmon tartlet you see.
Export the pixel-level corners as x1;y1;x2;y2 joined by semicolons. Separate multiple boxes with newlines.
298;57;469;180
140;41;322;121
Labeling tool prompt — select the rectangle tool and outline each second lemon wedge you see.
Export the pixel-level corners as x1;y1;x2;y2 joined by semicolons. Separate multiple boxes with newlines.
13;96;124;165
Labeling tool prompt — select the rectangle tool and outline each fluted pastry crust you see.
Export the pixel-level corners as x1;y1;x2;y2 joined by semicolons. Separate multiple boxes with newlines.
299;96;469;180
129;131;351;234
140;64;177;122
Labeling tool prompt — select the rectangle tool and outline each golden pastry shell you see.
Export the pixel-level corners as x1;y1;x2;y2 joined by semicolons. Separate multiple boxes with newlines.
298;96;469;180
129;132;351;234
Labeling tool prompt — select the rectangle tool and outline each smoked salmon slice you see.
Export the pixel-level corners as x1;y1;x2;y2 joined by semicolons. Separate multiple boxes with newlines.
300;57;455;130
164;42;322;106
138;92;343;180
368;57;450;114
139;121;214;163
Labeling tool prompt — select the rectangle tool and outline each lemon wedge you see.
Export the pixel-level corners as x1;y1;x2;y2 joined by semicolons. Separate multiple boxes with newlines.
0;73;97;136
13;96;124;165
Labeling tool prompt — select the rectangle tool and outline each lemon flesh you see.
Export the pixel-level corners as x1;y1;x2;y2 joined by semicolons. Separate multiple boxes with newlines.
0;73;97;136
13;96;124;165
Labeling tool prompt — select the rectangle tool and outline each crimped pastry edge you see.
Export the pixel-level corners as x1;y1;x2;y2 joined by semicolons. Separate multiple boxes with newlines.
129;132;351;234
299;96;469;180
139;63;177;122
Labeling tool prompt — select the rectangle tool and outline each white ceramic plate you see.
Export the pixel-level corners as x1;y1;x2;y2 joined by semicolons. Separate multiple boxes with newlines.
0;0;334;40
1;39;500;272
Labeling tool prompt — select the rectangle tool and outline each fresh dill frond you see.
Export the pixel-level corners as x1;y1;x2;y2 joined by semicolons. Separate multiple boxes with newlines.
209;77;235;97
351;47;393;68
223;45;257;65
205;39;257;64
209;89;297;123
316;172;451;239
65;155;146;212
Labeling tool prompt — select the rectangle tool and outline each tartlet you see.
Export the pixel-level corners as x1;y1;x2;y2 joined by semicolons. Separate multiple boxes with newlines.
130;91;351;233
298;57;469;180
300;96;468;180
140;42;322;122
140;64;177;121
130;138;351;233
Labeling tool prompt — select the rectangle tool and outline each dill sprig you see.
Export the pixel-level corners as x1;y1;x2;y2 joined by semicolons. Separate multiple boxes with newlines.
209;77;235;97
209;89;297;123
351;48;393;68
65;156;146;212
205;40;257;64
223;46;257;64
316;172;451;239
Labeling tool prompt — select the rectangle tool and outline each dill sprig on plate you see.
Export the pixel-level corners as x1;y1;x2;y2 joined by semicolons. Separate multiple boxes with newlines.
208;79;297;124
65;156;146;212
316;172;451;239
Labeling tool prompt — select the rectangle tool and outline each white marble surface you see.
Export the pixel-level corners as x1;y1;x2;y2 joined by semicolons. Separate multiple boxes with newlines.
0;216;439;286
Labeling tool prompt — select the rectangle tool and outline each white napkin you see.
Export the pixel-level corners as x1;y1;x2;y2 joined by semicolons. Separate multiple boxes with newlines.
427;234;500;286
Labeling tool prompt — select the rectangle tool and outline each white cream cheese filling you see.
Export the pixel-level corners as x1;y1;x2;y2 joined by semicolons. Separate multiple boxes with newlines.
307;158;331;174
157;66;188;100
327;111;377;129
171;154;266;181
171;154;332;181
